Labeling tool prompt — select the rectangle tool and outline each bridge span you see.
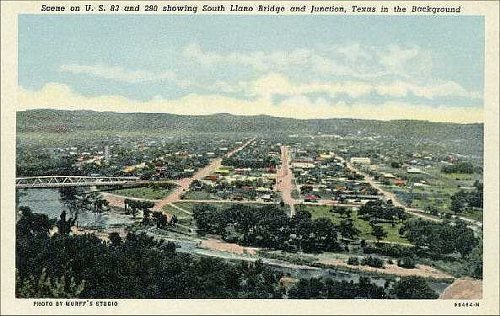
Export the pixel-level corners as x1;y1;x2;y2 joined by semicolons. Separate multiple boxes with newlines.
16;176;141;189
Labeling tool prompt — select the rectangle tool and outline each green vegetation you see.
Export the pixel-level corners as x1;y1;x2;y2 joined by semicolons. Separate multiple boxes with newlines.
397;256;417;269
390;276;439;299
288;277;387;299
193;204;342;253
295;204;410;244
17;209;285;298
450;181;483;214
361;256;384;268
110;183;176;200
286;275;439;299
181;191;219;200
17;208;446;299
347;256;360;266
441;161;475;174
174;201;234;213
161;204;194;226
399;219;478;258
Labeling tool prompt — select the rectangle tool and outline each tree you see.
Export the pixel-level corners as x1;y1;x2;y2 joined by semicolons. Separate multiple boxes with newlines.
153;211;169;229
463;241;482;279
127;200;139;218
108;232;122;246
391;276;438;299
16;268;85;298
397;256;416;269
390;161;402;168
371;225;387;244
170;214;178;227
339;219;360;241
124;198;131;214
56;210;77;235
450;191;467;214
137;201;155;224
310;217;339;252
452;221;478;257
16;206;52;238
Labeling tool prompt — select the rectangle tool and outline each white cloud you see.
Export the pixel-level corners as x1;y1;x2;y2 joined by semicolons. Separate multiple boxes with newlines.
59;64;188;86
183;43;436;81
18;83;483;123
246;73;480;100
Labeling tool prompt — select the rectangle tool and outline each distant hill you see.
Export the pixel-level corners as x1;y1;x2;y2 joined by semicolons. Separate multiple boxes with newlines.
16;109;482;136
17;109;483;157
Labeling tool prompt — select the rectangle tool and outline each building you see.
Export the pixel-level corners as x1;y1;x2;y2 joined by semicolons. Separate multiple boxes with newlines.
292;161;315;169
350;157;371;165
407;167;422;174
104;145;110;162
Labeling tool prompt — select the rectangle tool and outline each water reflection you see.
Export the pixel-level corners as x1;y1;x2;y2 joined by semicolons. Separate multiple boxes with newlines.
17;188;134;229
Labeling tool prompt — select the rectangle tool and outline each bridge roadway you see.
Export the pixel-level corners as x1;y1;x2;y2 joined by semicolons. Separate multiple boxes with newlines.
16;175;145;189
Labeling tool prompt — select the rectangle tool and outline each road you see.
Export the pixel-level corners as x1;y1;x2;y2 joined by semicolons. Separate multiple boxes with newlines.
337;155;482;230
276;145;297;216
152;137;256;212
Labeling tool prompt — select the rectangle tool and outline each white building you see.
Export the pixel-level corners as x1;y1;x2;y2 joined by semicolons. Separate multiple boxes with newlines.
350;157;371;165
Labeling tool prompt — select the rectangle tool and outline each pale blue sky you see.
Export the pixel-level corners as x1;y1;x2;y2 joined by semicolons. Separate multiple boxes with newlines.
18;15;485;121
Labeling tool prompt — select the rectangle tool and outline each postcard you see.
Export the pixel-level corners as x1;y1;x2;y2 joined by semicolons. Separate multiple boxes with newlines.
1;1;499;314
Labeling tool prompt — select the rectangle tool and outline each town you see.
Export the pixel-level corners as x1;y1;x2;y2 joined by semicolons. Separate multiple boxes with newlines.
15;110;483;300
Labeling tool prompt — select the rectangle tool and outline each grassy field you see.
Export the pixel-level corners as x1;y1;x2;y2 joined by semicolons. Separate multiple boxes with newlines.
182;191;220;200
162;204;194;226
377;164;483;221
110;186;173;200
173;201;235;213
295;204;410;245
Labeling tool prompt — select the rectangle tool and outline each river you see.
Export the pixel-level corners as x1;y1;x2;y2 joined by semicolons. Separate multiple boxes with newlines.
16;188;135;229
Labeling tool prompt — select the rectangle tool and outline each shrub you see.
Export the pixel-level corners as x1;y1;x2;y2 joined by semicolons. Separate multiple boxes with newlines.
363;243;414;258
347;256;360;266
397;256;416;269
361;256;384;268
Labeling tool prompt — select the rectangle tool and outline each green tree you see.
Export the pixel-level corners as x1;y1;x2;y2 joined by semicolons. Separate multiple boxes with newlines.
391;276;438;299
463;241;482;279
371;225;387;244
16;268;85;298
339;218;360;241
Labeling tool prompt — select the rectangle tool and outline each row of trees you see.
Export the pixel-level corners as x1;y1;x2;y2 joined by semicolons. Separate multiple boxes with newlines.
450;181;483;214
358;200;407;225
399;218;478;257
441;161;476;174
193;205;362;253
288;276;438;299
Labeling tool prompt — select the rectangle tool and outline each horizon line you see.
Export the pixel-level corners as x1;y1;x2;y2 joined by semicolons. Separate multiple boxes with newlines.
17;108;484;125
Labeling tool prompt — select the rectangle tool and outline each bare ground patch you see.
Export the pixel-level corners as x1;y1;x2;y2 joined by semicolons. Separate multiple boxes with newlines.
318;257;453;279
440;278;482;299
200;239;258;256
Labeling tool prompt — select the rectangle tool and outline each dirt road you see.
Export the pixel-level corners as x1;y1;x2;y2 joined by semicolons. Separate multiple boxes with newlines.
342;157;483;231
152;137;255;211
276;145;298;216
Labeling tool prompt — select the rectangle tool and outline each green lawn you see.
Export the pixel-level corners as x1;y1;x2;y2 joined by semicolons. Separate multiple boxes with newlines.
295;204;410;245
174;201;234;213
162;204;194;226
110;186;173;200
378;165;483;222
182;191;220;200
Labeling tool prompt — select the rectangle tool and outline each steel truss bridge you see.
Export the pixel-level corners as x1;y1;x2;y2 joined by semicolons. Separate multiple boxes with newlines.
16;176;141;189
